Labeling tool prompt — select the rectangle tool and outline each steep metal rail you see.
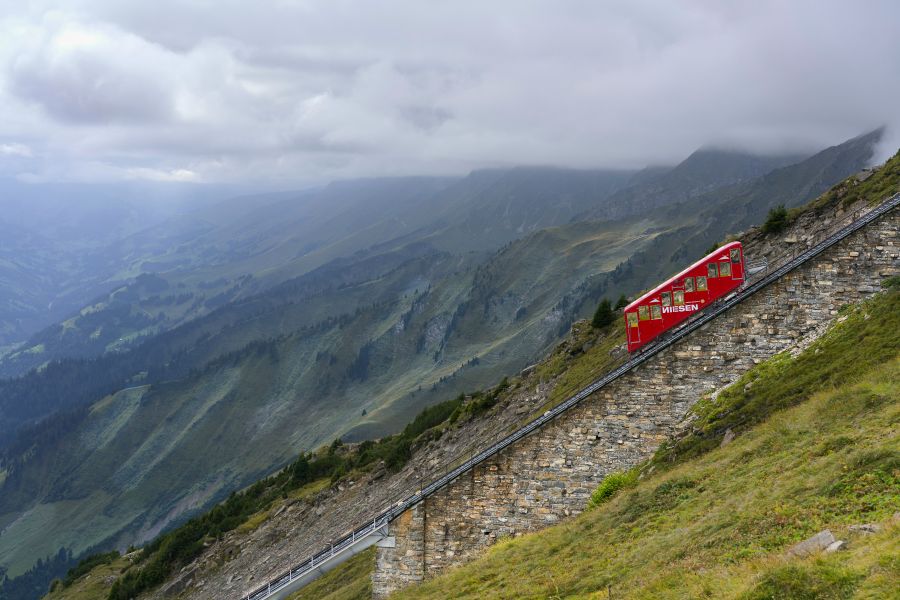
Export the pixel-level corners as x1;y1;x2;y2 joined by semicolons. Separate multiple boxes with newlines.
242;193;900;600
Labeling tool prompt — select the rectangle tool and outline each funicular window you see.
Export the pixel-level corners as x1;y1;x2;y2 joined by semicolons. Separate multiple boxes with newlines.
684;277;695;292
650;305;662;320
730;247;741;263
720;261;732;277
697;276;708;291
708;263;718;278
627;312;638;327
661;292;671;306
674;290;685;305
638;305;649;321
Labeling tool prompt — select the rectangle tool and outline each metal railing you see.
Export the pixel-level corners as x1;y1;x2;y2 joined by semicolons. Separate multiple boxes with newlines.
241;192;899;600
745;257;768;275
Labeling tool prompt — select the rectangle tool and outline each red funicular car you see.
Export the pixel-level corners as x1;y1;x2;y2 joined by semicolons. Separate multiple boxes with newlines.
623;241;745;352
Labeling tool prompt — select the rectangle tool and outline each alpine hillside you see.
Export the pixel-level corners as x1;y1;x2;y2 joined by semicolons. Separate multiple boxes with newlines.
0;132;883;598
27;144;900;600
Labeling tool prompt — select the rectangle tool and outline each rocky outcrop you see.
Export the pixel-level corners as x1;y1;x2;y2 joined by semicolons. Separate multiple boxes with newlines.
786;530;837;558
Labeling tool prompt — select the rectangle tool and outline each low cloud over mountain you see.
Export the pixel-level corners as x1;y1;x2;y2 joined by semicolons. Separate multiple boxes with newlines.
0;1;898;186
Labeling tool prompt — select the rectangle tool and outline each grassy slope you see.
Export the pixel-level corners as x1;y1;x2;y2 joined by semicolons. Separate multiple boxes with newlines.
286;548;375;600
531;320;626;414
304;288;899;600
44;557;133;600
391;289;900;599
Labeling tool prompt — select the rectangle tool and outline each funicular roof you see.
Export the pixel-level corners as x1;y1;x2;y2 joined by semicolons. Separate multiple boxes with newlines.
623;240;742;312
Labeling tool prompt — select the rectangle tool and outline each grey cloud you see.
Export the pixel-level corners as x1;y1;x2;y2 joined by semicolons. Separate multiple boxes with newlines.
401;106;453;132
10;52;173;124
234;46;371;77
6;19;177;124
0;0;898;185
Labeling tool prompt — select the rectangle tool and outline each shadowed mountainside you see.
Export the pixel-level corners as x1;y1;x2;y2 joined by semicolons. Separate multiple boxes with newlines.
0;169;638;377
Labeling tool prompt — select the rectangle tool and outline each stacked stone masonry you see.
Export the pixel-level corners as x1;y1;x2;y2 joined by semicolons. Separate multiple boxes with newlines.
372;209;899;598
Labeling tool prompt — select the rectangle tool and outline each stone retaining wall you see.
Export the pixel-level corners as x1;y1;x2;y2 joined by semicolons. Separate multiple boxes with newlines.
372;209;899;598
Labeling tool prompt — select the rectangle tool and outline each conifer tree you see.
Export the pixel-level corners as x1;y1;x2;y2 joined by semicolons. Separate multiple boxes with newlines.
592;298;614;328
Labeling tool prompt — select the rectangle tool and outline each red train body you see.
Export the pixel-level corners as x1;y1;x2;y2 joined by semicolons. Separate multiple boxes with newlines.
623;241;745;352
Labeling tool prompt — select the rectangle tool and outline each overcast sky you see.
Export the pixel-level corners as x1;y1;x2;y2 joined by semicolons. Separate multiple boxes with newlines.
1;0;898;187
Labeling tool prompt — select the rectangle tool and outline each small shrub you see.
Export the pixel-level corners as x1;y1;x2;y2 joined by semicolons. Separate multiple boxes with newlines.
591;299;614;329
588;470;637;509
330;464;347;483
762;205;789;234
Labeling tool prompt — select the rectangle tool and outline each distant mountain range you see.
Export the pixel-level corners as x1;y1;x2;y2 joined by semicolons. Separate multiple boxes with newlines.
584;147;808;220
0;170;632;376
0;129;882;591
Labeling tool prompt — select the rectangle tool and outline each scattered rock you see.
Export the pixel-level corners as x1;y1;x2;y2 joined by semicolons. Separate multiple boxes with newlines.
787;530;836;557
848;523;882;535
609;345;627;358
825;540;848;553
161;567;196;598
720;428;736;447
